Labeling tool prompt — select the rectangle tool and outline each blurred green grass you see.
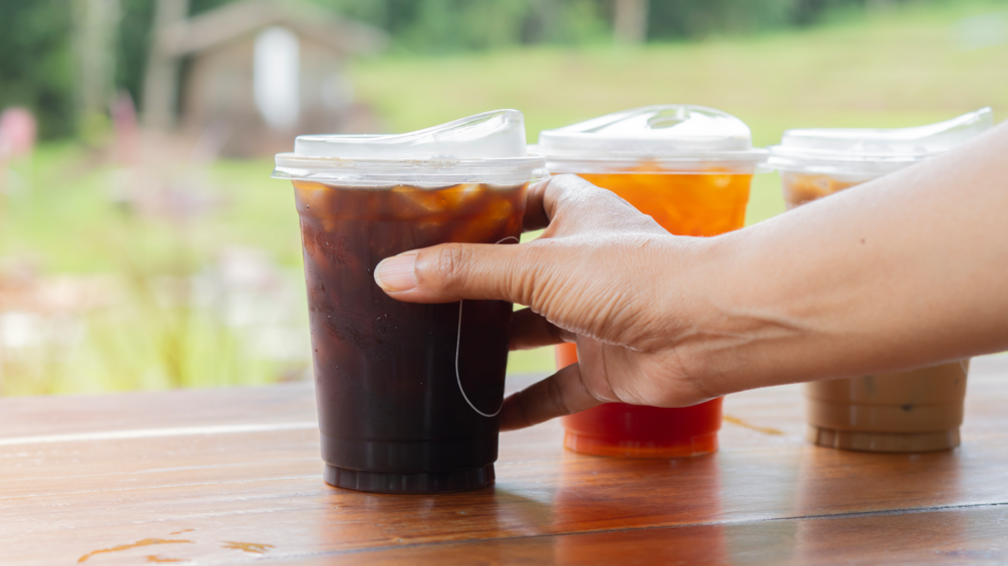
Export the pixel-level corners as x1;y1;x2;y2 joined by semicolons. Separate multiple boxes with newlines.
350;0;1008;147
4;0;1007;391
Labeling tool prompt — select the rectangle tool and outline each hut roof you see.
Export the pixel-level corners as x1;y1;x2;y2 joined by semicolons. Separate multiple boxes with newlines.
158;0;388;58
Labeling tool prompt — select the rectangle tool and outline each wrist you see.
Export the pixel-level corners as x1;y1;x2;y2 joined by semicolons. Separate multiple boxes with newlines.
660;229;804;398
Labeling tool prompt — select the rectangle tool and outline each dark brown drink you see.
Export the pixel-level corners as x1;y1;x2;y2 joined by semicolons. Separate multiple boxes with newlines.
293;180;526;493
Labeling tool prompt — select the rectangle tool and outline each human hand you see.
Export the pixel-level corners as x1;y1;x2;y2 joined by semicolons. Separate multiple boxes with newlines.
373;174;719;431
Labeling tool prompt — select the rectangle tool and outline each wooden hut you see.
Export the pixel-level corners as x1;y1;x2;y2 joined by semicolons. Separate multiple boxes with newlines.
143;0;387;157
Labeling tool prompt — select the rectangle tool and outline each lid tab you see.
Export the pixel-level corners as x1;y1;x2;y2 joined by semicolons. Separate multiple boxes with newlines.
273;110;546;186
768;107;994;176
294;109;528;159
537;105;768;173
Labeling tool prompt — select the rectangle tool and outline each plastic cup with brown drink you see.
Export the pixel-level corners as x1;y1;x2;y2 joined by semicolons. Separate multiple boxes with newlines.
536;105;768;458
273;110;547;492
768;107;994;452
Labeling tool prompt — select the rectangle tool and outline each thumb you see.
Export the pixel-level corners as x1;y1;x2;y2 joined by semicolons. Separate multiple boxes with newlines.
373;240;545;305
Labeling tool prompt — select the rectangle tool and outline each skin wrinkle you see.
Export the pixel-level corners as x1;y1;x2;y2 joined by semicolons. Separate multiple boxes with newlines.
549;238;661;345
455;244;483;300
579;280;622;337
588;291;642;346
544;257;620;332
548;315;574;344
525;262;567;327
670;301;813;370
549;275;646;349
618;239;672;347
606;348;648;403
585;346;621;403
493;244;524;304
512;194;681;355
667;344;713;401
546;373;572;416
519;244;558;309
576;363;616;407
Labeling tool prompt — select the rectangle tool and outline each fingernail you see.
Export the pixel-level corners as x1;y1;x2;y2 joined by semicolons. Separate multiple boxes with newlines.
374;252;417;292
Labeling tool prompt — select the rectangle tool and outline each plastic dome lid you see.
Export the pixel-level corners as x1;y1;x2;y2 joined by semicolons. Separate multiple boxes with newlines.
768;107;994;177
273;110;547;186
537;105;768;174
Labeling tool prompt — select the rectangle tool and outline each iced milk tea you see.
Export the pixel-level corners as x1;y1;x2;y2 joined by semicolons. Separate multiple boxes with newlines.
769;108;993;452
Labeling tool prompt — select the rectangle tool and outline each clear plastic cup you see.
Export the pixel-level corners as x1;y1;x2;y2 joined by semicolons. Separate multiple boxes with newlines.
768;107;993;453
274;110;547;492
538;105;768;458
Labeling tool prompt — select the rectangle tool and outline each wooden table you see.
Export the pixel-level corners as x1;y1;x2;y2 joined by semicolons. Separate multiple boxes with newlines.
3;357;1008;565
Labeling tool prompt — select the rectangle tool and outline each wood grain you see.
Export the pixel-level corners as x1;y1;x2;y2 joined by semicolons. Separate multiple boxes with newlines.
289;504;1008;565
2;356;1007;564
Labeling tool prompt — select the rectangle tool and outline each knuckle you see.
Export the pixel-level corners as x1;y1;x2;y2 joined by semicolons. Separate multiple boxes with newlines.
432;244;468;288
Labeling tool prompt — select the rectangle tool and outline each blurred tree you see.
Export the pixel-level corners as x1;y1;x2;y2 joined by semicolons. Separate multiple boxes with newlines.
72;0;121;145
650;0;795;38
0;1;74;139
648;0;863;39
117;0;157;121
614;0;649;44
189;0;235;16
792;0;854;25
313;0;609;51
141;0;188;130
0;0;880;140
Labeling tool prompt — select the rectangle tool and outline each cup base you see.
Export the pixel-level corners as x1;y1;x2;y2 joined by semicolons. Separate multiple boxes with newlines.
806;425;960;453
323;464;495;494
563;431;718;458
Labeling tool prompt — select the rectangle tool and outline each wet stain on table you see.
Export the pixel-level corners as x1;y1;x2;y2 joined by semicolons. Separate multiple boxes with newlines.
77;538;193;563
144;555;185;563
221;541;275;554
723;414;785;435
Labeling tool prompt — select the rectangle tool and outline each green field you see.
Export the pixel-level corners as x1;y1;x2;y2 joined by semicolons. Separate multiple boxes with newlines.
2;0;1007;393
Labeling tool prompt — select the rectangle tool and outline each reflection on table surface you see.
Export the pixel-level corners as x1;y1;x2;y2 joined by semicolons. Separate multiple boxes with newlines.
1;356;1007;564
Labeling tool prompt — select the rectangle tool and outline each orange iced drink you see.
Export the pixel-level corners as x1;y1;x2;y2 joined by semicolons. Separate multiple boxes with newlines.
769;108;993;452
582;165;752;236
540;105;767;458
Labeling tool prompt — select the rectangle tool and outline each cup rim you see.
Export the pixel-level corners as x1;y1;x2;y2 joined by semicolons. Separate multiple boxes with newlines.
541;149;770;175
273;152;549;186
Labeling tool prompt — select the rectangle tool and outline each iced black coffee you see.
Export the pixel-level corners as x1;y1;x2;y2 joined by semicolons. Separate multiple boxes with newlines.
274;111;546;491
